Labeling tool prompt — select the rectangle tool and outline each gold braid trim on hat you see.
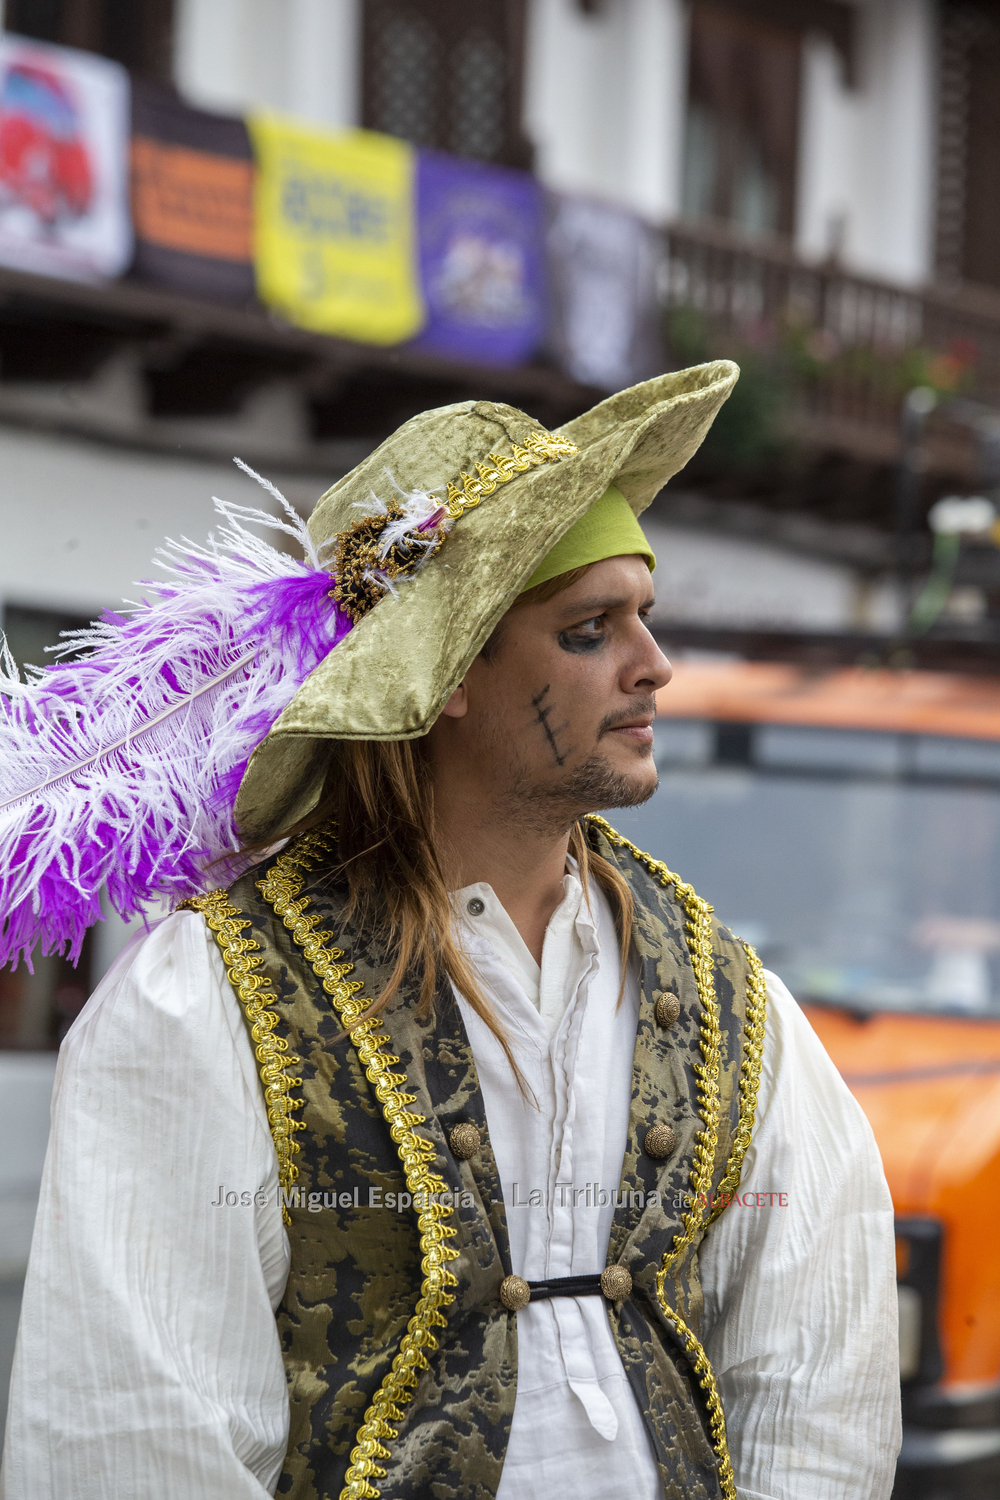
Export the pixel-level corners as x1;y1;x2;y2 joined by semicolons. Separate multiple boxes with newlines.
252;827;460;1500
586;814;760;1500
443;428;578;518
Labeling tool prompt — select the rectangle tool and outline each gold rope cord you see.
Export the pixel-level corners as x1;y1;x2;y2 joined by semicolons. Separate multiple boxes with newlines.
182;889;306;1226
444;429;578;519
253;828;460;1500
657;1304;737;1499
586;814;724;1257
586;814;739;1499
706;941;768;1226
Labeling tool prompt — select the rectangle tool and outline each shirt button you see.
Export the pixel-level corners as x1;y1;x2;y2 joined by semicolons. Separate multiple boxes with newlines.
644;1124;677;1158
467;897;485;916
655;991;681;1027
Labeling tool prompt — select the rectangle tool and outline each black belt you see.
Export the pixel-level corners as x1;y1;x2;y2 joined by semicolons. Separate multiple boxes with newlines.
526;1274;604;1302
500;1267;633;1310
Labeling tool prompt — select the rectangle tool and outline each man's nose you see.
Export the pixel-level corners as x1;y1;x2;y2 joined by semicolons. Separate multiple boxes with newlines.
628;637;672;693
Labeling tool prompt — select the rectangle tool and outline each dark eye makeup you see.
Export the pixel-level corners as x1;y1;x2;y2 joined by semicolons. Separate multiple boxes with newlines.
555;603;654;654
557;616;605;653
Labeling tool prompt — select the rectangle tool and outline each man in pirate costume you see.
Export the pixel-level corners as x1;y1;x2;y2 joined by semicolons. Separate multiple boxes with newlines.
1;363;900;1499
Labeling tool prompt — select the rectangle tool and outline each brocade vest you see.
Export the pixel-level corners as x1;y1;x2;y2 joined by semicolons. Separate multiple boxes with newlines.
187;816;767;1500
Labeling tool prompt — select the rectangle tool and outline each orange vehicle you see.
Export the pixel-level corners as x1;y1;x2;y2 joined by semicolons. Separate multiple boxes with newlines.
612;656;1000;1499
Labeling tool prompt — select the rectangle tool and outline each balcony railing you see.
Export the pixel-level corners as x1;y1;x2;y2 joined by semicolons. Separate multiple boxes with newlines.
663;219;1000;473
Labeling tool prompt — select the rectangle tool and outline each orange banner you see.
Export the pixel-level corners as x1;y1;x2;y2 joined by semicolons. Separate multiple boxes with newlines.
131;136;253;262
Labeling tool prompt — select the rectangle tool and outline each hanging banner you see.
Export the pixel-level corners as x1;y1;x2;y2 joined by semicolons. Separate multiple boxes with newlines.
130;79;254;304
408;150;546;367
0;33;131;282
545;191;664;391
248;114;421;345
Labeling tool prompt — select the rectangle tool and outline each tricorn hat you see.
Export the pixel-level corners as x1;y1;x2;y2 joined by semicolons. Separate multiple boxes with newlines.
235;359;738;842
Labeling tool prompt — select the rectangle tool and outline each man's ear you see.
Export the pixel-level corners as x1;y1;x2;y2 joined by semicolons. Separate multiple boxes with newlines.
440;681;468;718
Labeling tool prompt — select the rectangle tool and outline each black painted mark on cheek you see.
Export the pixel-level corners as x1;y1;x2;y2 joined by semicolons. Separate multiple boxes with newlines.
531;684;571;767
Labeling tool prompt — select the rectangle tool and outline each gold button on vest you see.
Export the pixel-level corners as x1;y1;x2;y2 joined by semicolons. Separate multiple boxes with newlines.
644;1124;676;1158
499;1274;531;1311
655;990;681;1027
449;1122;481;1160
600;1265;632;1301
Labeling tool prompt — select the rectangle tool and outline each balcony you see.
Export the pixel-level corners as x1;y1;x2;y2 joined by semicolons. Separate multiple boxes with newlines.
663;219;1000;502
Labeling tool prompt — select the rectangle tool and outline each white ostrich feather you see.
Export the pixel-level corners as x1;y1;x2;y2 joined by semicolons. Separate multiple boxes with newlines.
0;467;350;970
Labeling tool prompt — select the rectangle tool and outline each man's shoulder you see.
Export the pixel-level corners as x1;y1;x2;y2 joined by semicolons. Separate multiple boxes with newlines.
59;906;236;1076
586;813;703;911
587;814;757;962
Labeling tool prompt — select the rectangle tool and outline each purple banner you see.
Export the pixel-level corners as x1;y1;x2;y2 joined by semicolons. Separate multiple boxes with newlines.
407;150;547;367
545;189;664;392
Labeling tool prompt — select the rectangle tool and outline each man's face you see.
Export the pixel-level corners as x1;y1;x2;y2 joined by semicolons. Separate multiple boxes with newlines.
428;555;672;832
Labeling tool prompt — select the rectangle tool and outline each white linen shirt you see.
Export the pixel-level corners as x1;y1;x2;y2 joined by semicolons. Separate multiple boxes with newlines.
1;880;902;1500
455;872;661;1490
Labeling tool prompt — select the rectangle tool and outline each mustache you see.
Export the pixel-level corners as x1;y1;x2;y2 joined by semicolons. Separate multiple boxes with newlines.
597;698;657;738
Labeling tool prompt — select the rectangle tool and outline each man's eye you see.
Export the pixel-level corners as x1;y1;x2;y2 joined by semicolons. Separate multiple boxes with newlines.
557;616;605;653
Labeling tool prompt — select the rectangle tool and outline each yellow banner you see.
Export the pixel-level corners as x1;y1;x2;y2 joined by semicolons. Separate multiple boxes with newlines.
248;115;422;345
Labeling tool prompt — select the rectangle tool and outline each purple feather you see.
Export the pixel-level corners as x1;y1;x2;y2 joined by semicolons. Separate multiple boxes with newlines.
0;479;352;971
247;569;352;672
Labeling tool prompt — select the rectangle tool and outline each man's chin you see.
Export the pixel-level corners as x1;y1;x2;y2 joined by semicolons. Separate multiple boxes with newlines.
589;743;659;811
596;769;658;811
506;753;658;832
560;752;658;816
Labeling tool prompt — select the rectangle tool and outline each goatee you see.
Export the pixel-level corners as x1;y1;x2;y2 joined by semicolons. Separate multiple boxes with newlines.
505;753;657;835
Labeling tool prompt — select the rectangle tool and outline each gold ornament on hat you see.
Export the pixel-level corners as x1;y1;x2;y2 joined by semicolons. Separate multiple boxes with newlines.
332;500;450;624
329;428;578;626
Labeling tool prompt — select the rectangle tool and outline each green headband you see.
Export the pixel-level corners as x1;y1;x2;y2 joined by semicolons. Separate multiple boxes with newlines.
521;483;656;592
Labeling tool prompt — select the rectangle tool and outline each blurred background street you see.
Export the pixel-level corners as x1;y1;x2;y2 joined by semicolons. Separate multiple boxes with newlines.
2;1;1000;1494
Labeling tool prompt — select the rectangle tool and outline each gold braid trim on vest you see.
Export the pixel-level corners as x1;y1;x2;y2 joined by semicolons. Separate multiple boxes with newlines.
181;889;306;1225
708;943;768;1223
587;815;768;1500
252;827;461;1500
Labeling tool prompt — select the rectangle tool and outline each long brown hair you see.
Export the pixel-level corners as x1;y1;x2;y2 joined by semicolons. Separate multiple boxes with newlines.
273;565;636;1074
